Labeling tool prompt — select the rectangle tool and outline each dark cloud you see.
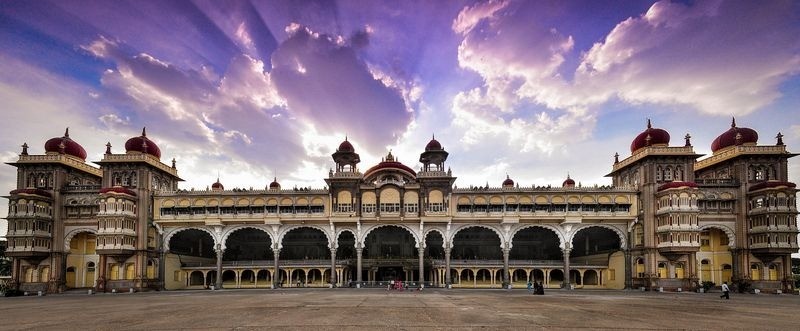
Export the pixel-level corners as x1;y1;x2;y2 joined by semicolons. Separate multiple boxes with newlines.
270;25;412;154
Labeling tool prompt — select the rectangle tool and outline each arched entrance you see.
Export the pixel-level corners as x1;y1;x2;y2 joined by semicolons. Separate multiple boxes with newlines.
452;227;502;260
336;231;356;284
363;226;417;282
280;227;329;260
510;227;561;261
66;232;98;288
224;228;273;261
570;227;622;263
167;229;216;289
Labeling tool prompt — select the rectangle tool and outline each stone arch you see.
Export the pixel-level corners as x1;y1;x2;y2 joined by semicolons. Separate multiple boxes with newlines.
423;227;446;244
360;223;420;248
568;224;627;250
698;224;736;248
509;224;565;250
63;227;98;251
277;225;332;250
220;225;275;251
448;224;504;249
335;228;358;248
163;226;219;252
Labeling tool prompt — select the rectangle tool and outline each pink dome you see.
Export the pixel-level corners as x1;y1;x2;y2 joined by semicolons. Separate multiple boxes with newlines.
425;135;443;151
337;138;354;152
502;175;514;187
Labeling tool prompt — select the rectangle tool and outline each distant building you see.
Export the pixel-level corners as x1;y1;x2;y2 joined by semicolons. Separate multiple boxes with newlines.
3;120;798;294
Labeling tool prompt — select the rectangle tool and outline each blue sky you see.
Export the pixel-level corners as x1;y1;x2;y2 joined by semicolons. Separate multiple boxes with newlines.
1;0;799;239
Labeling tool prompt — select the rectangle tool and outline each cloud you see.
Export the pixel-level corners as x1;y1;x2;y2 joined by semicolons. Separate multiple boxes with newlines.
269;25;412;154
574;0;800;115
450;0;800;157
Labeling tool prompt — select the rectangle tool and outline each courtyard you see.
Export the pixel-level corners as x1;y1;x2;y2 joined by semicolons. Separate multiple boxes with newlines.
1;288;798;330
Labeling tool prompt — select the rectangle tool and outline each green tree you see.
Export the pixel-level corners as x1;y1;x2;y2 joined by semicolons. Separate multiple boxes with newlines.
0;240;10;276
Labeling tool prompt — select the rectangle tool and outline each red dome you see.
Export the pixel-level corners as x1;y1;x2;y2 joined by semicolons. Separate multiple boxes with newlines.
337;137;354;153
657;181;698;191
630;119;670;153
44;128;87;160
99;186;137;196
211;180;224;190
425;135;443;151
269;177;281;189
364;151;416;179
125;127;161;159
562;175;575;187
502;175;514;187
710;118;758;152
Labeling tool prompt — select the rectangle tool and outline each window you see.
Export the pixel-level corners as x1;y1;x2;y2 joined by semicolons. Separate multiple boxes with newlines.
174;271;181;281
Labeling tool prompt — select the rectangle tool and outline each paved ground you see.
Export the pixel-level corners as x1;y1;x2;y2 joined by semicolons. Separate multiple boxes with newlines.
1;288;798;330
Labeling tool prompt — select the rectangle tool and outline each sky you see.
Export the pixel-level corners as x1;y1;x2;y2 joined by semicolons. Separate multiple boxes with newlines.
1;0;799;245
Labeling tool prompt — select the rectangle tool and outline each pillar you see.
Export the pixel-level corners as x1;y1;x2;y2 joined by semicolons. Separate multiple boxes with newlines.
444;247;452;286
356;247;363;285
330;248;337;287
563;246;572;289
158;248;166;291
418;246;425;285
502;248;510;287
624;249;632;289
97;255;107;292
273;249;280;288
215;248;223;289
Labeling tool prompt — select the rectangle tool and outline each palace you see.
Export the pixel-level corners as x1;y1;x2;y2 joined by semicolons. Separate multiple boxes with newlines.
3;120;798;294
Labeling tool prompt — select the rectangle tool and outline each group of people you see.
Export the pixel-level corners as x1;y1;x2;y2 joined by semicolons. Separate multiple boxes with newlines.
527;281;545;295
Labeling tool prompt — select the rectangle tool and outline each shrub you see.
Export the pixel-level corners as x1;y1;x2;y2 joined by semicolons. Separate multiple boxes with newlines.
701;281;715;292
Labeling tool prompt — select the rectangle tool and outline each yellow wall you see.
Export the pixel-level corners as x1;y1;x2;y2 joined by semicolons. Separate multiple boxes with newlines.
696;228;732;284
65;232;98;288
164;253;186;290
606;251;625;289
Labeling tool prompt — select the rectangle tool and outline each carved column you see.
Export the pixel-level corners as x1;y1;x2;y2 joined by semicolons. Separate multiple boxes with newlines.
356;246;363;285
563;246;572;289
502;247;510;287
418;247;425;286
445;246;452;286
96;255;107;292
215;248;223;289
330;248;337;287
273;249;281;288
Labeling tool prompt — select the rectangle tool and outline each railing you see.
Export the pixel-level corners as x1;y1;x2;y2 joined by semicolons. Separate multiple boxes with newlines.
62;185;102;191
695;145;787;170
695;178;739;187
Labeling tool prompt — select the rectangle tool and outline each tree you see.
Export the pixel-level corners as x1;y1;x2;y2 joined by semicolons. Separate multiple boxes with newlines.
0;240;10;276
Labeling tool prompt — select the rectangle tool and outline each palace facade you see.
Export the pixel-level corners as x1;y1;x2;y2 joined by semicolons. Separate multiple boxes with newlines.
3;120;798;294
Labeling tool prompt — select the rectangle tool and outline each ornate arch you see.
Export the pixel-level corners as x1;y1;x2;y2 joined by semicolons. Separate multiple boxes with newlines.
276;225;332;250
698;223;736;248
163;226;219;252
509;224;565;250
447;224;504;249
360;223;421;248
567;224;628;250
63;227;98;251
334;228;358;248
422;227;447;249
219;225;275;251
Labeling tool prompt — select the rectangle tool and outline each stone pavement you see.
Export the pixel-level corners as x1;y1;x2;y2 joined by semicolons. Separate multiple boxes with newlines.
1;288;797;330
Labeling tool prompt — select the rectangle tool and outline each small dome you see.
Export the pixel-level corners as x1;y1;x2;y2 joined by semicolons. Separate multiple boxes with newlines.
630;119;670;153
337;137;354;153
44;128;87;160
562;174;575;188
710;118;758;152
269;177;281;190
502;175;514;187
425;135;443;151
124;127;162;159
211;178;224;191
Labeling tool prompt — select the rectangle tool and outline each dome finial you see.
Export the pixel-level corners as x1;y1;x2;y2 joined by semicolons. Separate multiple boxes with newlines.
646;118;652;129
64;127;70;137
731;117;736;128
567;172;571;179
142;127;147;137
432;133;435;140
345;135;348;141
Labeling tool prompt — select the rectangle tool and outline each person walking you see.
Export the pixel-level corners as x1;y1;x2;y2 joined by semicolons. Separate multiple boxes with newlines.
720;281;730;300
527;281;533;293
